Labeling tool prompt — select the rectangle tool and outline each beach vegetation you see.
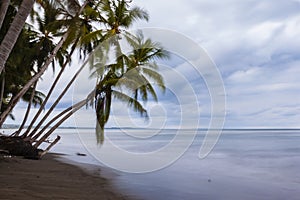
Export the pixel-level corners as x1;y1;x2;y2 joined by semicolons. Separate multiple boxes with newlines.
0;0;168;159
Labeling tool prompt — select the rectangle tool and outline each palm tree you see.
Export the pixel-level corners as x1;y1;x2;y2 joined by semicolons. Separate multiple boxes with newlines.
0;0;35;74
79;0;149;49
13;81;45;136
23;0;85;136
91;31;169;143
0;8;47;124
26;0;150;138
33;91;95;148
0;0;90;126
25;2;97;137
39;0;161;144
0;0;10;29
31;31;169;147
0;1;59;126
0;0;170;158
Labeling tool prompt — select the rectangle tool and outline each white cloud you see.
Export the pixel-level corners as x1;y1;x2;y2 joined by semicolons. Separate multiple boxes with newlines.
246;21;283;46
227;67;262;83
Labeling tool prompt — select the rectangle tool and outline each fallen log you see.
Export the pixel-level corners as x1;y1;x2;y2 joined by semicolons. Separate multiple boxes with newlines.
0;136;42;159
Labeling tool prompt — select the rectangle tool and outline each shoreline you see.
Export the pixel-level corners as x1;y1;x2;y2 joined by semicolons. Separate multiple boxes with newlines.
0;153;134;200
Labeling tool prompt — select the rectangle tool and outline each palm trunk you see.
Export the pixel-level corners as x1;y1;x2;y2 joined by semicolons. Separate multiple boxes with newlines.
0;32;69;126
0;0;35;74
0;0;10;30
23;39;79;137
31;102;77;141
14;81;37;136
0;69;5;112
33;92;93;148
28;52;91;137
0;1;90;126
39;135;61;157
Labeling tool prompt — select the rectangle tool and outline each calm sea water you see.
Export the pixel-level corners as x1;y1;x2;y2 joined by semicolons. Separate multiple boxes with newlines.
39;129;300;200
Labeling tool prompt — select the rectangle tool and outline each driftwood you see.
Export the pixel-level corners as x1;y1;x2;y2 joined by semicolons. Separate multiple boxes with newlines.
39;136;60;158
0;136;41;159
0;135;60;159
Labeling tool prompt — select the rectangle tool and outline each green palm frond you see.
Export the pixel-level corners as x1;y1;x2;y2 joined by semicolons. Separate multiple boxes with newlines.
99;0;149;31
22;89;45;107
128;75;158;102
125;32;169;67
127;6;149;23
115;76;143;93
112;90;148;118
32;90;46;107
117;68;151;89
79;29;103;46
145;62;159;70
140;67;165;91
134;74;161;102
141;48;169;63
138;84;148;102
123;31;140;49
97;77;121;89
144;83;158;102
83;4;99;20
46;19;70;35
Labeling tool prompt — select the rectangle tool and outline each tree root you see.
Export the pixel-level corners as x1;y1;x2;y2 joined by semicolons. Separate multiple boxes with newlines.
0;135;60;159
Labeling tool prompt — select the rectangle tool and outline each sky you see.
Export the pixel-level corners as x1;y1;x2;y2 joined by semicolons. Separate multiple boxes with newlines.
5;0;300;129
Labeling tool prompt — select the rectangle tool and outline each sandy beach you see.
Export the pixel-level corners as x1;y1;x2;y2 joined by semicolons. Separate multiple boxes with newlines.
0;154;131;200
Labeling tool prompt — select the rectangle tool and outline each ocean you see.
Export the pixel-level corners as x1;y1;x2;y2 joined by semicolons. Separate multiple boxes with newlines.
40;129;300;199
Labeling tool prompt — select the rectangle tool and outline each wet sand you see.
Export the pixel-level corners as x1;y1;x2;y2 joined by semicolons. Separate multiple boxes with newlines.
0;154;132;200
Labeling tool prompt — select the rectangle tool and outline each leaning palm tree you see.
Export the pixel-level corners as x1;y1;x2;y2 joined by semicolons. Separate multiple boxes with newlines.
0;0;90;126
0;6;49;124
13;82;45;136
23;0;89;136
0;0;170;158
0;0;10;29
32;31;169;147
79;0;149;49
91;31;169;143
0;0;36;74
0;0;68;130
27;0;151;140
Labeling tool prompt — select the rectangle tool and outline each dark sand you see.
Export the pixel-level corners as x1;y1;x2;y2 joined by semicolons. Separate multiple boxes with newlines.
0;154;132;200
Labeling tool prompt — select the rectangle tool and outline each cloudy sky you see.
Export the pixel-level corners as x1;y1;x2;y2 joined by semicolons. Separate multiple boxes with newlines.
132;0;300;128
6;0;300;129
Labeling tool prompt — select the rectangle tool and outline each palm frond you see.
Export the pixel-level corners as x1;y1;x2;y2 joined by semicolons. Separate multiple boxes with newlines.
79;29;103;47
129;6;149;22
123;32;139;49
117;69;151;91
32;90;46;107
145;83;158;102
140;67;165;92
97;77;121;88
112;90;148;118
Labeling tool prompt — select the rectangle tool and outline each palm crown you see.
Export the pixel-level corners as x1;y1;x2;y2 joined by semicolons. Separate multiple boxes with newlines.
90;31;169;143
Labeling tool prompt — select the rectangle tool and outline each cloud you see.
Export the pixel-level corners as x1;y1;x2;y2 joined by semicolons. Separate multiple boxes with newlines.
6;0;300;129
227;67;263;83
